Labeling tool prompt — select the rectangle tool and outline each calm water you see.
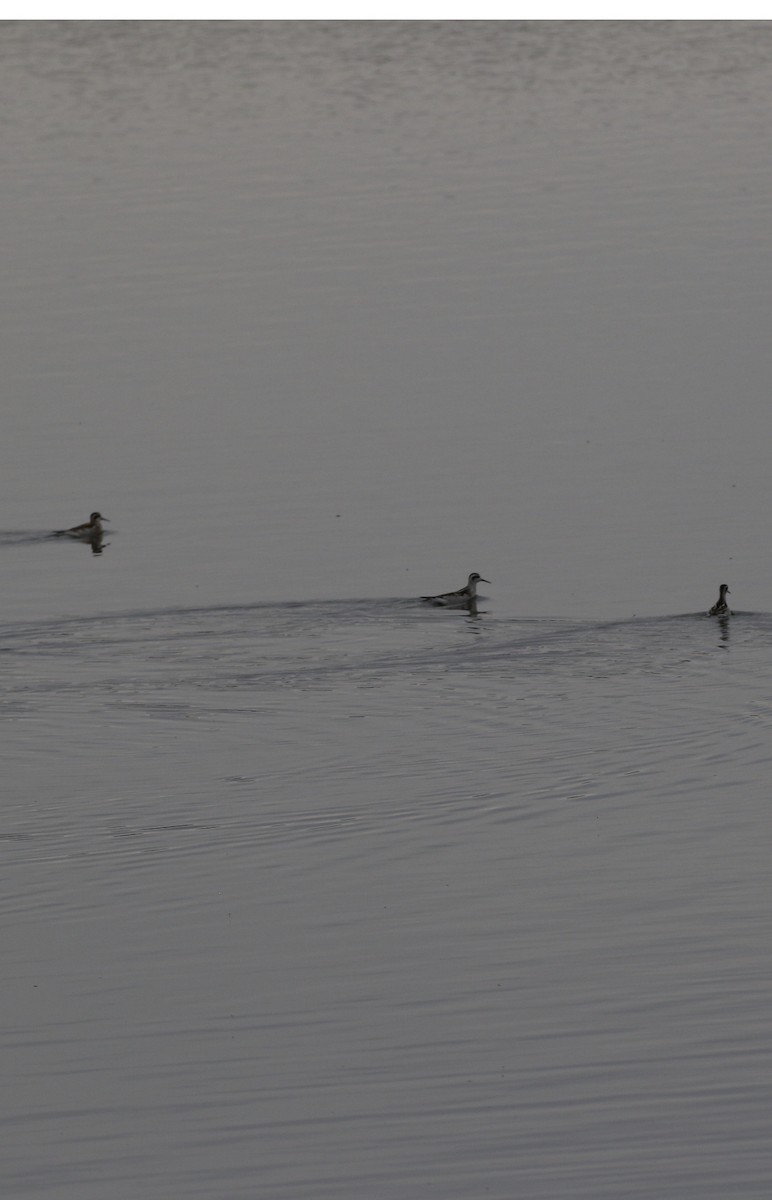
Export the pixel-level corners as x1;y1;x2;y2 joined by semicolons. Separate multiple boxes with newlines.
3;21;772;1198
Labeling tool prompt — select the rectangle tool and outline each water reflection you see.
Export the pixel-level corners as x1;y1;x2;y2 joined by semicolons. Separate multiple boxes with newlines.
464;601;486;633
51;529;108;555
715;614;731;645
0;530;108;551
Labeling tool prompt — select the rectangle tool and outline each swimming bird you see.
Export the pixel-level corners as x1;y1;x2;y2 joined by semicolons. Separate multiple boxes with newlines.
708;583;731;616
421;572;490;607
57;512;109;538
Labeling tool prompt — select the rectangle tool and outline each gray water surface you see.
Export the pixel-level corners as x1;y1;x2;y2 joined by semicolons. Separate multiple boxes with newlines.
4;21;772;1199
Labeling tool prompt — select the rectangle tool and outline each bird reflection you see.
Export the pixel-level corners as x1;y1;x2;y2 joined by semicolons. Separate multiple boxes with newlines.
86;532;107;556
715;613;730;644
463;597;486;631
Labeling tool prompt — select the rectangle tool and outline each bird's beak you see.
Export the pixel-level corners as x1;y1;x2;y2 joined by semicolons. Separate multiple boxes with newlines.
481;577;491;583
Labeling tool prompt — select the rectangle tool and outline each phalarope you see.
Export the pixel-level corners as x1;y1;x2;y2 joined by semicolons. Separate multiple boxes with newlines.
58;512;109;538
421;572;490;607
708;583;732;616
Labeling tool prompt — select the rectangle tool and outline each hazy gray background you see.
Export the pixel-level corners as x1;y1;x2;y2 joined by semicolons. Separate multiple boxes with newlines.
4;22;772;1200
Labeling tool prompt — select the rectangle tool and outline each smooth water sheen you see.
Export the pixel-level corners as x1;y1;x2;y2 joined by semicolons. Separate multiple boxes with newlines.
3;21;772;1199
